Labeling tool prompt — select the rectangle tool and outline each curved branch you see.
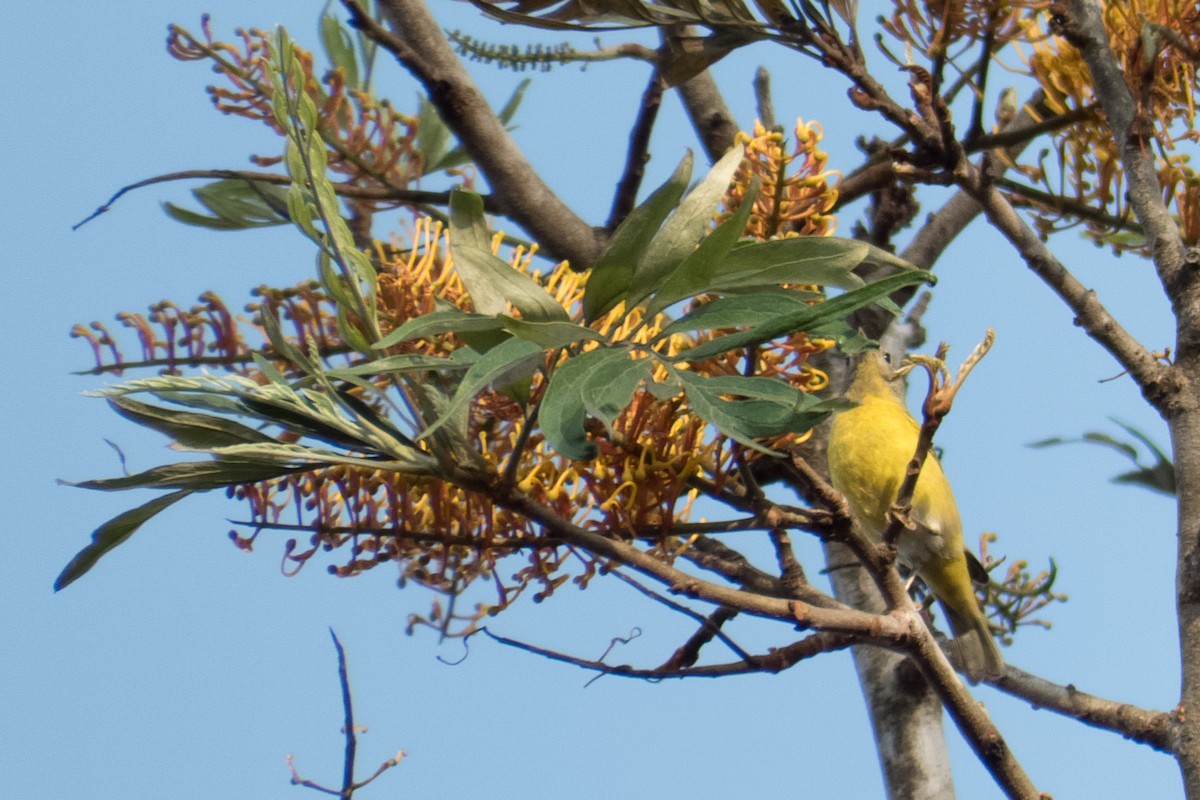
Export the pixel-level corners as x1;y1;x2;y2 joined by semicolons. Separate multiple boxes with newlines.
72;168;503;231
993;664;1176;753
961;170;1177;410
481;626;858;679
350;0;604;266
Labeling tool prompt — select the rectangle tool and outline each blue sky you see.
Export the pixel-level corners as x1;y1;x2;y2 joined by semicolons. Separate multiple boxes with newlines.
5;2;1182;798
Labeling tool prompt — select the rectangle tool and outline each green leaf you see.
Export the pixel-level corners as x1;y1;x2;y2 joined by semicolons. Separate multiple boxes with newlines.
497;78;531;125
418;336;545;439
499;316;607;349
374;308;506;349
674;371;778;455
162;203;251;230
163;179;290;230
320;7;360;87
539;348;629;460
583;152;693;322
647;181;759;315
417;94;453;175
1030;419;1176;496
674;371;837;454
448;191;569;321
659;293;813;337
261;308;315;373
202;442;407;471
581;352;653;432
634;146;745;296
55;489;195;591
107;396;275;449
325;353;474;379
708;237;871;292
675;269;934;362
67;458;310;492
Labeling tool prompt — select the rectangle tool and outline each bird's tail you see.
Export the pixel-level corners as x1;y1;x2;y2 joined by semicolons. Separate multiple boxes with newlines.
944;605;1005;684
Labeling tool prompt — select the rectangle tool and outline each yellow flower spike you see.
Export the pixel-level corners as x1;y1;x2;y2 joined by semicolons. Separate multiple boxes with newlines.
545;468;578;502
635;448;650;480
517;463;545;494
409;494;433;526
600;480;639;512
671;533;701;557
547;465;578;496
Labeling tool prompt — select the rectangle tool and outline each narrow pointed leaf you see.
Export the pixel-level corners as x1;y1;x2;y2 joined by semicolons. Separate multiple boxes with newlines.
320;9;360;87
55;489;195;591
646;181;758;314
417;94;453;175
107;396;275;448
635;146;744;292
675;269;934;361
67;458;310;492
326;353;473;378
659;293;814;337
500;316;607;348
708;236;871;291
375;309;506;348
418;336;545;439
583;152;693;322
448;191;568;321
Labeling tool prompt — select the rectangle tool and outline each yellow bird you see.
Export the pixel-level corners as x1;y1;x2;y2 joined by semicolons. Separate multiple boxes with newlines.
828;351;1004;683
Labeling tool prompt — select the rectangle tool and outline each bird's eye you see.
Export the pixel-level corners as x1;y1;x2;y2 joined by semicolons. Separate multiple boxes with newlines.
882;352;893;365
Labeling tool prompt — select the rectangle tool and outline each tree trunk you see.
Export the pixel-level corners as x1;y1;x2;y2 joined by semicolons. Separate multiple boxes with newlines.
1173;375;1200;795
824;541;957;799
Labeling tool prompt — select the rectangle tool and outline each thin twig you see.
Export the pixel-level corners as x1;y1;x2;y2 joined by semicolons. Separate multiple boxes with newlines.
331;630;357;797
607;64;666;232
71;169;501;231
479;626;857;679
607;569;752;663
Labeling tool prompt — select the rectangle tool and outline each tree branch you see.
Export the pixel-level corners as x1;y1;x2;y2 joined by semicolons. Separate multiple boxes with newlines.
331;630;357;796
349;0;604;265
673;68;740;162
994;664;1176;753
605;569;753;665
959;169;1177;410
606;65;666;231
1061;0;1189;299
480;626;858;679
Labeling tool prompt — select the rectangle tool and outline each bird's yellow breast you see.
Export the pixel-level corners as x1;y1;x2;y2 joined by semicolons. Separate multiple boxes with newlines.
827;394;963;566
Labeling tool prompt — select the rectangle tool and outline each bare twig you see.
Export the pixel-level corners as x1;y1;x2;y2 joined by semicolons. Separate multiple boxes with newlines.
288;631;404;797
72;169;501;231
332;630;357;796
607;65;667;232
881;331;995;549
658;606;747;670
960;171;1176;409
480;626;857;679
605;569;752;665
